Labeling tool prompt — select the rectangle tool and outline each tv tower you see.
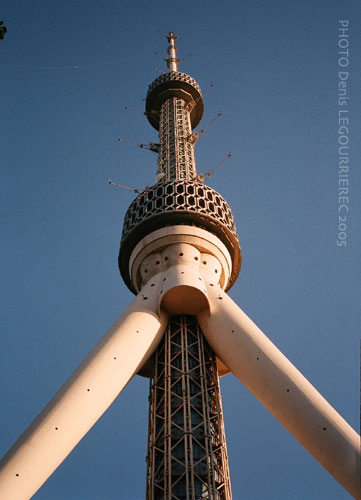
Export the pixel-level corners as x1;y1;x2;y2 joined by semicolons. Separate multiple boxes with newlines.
120;32;236;498
0;33;359;500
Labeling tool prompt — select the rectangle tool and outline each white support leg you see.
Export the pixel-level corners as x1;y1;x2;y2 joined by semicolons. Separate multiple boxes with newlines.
0;276;168;500
197;284;360;499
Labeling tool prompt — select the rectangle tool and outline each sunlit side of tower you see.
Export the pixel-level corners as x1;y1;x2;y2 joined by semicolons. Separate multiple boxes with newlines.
118;32;241;499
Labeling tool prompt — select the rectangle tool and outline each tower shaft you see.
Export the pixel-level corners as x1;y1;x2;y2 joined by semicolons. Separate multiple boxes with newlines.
119;32;239;498
140;34;233;498
146;315;231;500
158;97;196;181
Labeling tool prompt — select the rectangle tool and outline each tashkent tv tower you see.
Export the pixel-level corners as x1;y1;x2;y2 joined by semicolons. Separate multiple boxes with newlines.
0;32;359;500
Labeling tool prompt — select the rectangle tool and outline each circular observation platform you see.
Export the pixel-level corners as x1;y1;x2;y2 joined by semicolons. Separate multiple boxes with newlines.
118;180;241;294
145;71;204;130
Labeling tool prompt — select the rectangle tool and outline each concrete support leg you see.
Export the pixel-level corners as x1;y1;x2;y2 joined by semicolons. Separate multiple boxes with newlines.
197;284;360;499
0;276;168;500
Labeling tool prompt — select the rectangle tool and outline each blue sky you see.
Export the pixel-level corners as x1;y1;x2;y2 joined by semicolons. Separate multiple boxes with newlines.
1;1;360;499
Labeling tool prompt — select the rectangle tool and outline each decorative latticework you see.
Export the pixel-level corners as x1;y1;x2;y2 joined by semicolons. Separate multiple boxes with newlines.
145;71;203;131
147;72;202;100
119;180;241;294
146;315;232;500
121;181;237;243
158;98;196;181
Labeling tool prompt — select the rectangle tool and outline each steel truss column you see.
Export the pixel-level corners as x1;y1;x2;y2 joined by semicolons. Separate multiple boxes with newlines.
146;315;232;500
158;97;196;181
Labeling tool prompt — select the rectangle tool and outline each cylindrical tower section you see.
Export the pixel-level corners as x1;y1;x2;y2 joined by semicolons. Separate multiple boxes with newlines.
158;97;196;181
145;71;204;183
146;315;232;500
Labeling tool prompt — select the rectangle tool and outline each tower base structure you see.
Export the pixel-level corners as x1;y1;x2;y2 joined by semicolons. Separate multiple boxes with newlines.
146;315;231;500
0;237;359;499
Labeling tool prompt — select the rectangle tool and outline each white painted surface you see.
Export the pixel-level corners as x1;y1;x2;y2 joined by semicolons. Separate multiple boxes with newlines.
155;243;209;316
197;283;360;499
0;276;168;500
129;225;233;292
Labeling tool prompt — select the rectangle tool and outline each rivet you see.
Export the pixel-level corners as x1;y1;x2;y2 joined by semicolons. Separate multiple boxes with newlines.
150;283;155;287
164;256;168;261
215;269;218;273
144;269;148;274
163;277;166;281
16;474;19;477
194;256;198;261
55;427;59;430
202;260;207;265
323;427;327;431
286;389;290;392
143;296;148;300
156;261;160;265
179;252;184;256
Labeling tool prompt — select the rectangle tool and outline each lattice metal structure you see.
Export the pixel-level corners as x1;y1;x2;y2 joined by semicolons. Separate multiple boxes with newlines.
158;97;196;181
146;315;231;500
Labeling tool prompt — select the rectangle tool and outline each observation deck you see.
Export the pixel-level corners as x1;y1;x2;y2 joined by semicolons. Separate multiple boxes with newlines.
118;31;241;295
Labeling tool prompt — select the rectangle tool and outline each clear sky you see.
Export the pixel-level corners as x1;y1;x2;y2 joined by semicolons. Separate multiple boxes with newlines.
1;1;360;499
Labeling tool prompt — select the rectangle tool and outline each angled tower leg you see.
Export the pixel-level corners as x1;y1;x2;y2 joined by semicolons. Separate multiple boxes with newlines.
198;284;360;499
0;276;168;500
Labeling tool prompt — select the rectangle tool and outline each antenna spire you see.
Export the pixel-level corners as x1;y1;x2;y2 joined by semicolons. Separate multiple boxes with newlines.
165;31;181;71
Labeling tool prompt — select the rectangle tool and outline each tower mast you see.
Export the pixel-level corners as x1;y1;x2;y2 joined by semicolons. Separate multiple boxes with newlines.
120;32;236;499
